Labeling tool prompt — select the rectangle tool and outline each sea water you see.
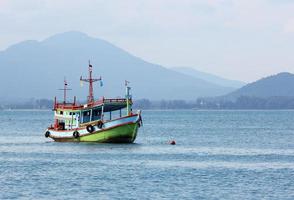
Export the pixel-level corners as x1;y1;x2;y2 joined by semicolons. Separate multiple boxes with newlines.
0;110;293;199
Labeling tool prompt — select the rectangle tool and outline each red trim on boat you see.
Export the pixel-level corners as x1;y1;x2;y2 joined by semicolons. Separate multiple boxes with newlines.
47;114;139;132
49;121;138;139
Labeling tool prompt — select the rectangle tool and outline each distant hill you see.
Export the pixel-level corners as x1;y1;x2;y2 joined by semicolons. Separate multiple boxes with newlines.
224;72;294;100
0;31;235;102
171;67;246;88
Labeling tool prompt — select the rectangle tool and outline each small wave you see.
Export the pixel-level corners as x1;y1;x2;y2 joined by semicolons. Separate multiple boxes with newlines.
131;146;294;157
145;160;294;170
1;144;294;158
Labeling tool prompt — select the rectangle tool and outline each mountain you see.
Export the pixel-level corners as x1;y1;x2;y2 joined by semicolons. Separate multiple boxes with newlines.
171;67;246;88
224;72;294;100
0;31;235;102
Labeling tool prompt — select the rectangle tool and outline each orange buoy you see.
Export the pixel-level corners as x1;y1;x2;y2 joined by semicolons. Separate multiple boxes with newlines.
170;140;176;145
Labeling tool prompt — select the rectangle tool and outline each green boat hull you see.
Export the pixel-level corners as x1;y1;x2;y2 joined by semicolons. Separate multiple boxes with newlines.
52;122;139;143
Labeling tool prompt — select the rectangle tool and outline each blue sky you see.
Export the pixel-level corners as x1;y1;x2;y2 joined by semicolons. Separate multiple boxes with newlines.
0;0;294;82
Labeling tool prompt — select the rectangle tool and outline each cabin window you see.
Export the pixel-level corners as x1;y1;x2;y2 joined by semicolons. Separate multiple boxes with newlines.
105;109;122;120
82;110;91;123
91;109;101;121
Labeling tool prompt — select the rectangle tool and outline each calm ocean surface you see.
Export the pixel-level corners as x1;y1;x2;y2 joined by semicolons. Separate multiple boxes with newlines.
0;110;294;200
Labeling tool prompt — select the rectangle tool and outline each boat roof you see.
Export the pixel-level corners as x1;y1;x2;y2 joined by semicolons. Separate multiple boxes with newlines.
54;98;130;112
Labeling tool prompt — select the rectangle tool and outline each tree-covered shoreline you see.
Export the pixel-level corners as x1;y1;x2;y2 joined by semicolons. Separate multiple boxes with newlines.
2;96;294;110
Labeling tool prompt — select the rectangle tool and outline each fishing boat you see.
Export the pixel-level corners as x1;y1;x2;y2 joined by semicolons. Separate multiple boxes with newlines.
44;62;142;143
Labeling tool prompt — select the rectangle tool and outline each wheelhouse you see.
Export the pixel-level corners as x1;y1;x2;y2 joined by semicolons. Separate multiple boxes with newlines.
52;98;132;130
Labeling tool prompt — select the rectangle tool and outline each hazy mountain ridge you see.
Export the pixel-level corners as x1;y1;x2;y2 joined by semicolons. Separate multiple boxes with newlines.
171;67;246;88
0;31;235;102
224;72;294;100
3;72;294;110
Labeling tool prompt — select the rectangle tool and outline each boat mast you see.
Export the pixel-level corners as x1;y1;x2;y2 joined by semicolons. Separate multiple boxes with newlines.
59;78;71;103
80;61;102;103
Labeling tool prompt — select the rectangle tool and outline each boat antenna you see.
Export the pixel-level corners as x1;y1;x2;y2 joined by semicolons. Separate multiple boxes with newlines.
125;80;132;115
80;60;102;103
59;77;72;103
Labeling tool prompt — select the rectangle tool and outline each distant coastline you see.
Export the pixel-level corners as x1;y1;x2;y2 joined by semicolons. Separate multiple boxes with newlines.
2;96;294;110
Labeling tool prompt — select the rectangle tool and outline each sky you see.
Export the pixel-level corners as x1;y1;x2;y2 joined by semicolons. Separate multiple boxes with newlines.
0;0;294;82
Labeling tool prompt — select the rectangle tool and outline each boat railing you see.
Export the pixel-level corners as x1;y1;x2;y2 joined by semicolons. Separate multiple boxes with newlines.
54;98;130;110
104;98;127;103
54;102;83;110
103;98;133;105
